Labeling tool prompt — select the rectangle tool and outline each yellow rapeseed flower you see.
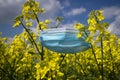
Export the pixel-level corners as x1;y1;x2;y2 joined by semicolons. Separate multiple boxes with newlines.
39;22;44;25
87;19;91;24
39;22;48;29
77;33;82;38
23;5;30;12
35;2;39;7
118;38;120;45
45;19;50;24
97;10;104;21
74;23;84;30
90;18;97;25
35;63;40;69
26;22;32;26
88;25;96;32
97;15;104;21
41;25;47;30
13;21;21;28
40;8;45;13
57;70;64;76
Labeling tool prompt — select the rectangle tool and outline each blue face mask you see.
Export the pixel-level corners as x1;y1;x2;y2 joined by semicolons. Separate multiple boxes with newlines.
40;28;90;54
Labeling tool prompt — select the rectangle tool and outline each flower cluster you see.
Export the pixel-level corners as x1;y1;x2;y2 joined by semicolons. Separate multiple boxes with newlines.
1;0;120;80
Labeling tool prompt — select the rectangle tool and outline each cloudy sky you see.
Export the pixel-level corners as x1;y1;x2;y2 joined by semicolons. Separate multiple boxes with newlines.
0;0;120;37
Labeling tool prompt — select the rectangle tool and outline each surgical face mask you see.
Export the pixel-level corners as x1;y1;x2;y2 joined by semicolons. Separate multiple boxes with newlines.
40;28;90;53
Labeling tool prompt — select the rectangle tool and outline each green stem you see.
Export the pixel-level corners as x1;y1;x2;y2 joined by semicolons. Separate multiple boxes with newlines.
0;68;7;75
100;37;104;80
90;44;101;71
76;56;87;77
94;11;104;79
33;10;44;60
21;22;43;60
76;62;87;77
2;53;12;70
59;54;66;66
2;53;16;79
109;45;114;72
33;10;41;30
83;30;100;72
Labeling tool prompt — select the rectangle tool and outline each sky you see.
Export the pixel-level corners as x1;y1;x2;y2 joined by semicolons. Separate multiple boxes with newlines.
0;0;120;37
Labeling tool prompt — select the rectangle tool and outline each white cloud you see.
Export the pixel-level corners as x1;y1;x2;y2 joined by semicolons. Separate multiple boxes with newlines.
0;0;24;23
64;7;86;16
0;0;62;24
0;0;63;37
37;0;63;19
61;23;74;28
103;6;120;37
108;16;120;36
0;0;22;6
61;21;77;29
64;0;70;7
103;6;120;19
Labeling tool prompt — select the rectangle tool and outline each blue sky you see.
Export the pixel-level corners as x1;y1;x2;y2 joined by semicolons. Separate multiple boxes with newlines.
0;0;120;37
